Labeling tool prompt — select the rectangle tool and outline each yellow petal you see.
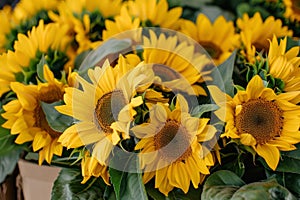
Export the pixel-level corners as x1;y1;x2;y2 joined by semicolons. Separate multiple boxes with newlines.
33;132;51;152
240;133;256;146
246;75;265;99
256;144;280;170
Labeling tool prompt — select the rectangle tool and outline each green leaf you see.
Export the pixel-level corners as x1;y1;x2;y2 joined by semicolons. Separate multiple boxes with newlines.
236;3;251;17
202;170;297;200
234;84;245;91
146;185;165;200
204;170;245;187
0;149;22;183
109;151;148;200
181;0;212;8
41;101;74;132
286;37;300;51
191;104;219;118
211;50;237;97
78;38;132;79
167;0;182;8
51;167;106;200
201;6;235;21
201;170;245;200
231;179;297;200
275;156;300;174
36;54;48;82
265;170;300;198
167;187;202;200
74;50;92;70
103;186;117;200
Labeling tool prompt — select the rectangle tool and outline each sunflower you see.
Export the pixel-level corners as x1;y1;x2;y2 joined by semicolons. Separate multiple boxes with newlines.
125;0;182;29
48;0;81;58
0;6;13;53
237;12;293;63
132;95;217;196
1;0;60;51
12;0;59;23
179;14;240;65
284;0;300;22
267;35;300;93
67;0;122;53
1;65;71;165
56;55;154;166
0;20;72;97
102;6;141;41
209;75;300;170
142;30;213;95
0;51;20;97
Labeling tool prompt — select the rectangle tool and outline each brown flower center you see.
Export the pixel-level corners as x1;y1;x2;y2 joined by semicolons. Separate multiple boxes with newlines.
38;85;64;103
94;90;127;133
235;98;283;144
34;86;64;138
291;0;300;14
154;119;192;163
152;64;181;82
200;41;222;59
253;41;268;53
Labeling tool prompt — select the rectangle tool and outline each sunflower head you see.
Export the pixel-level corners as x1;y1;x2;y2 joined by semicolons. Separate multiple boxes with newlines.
267;35;300;92
124;0;182;29
0;6;13;53
180;13;240;65
1;65;71;165
132;95;217;195
0;20;72;97
210;75;300;170
284;0;300;22
237;12;293;63
56;54;154;168
142;29;213;96
102;6;141;41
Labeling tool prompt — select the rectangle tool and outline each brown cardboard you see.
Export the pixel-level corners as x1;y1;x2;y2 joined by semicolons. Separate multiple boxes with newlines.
18;159;61;200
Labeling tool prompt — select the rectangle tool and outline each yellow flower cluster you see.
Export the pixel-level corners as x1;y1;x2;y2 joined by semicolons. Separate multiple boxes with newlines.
0;0;300;197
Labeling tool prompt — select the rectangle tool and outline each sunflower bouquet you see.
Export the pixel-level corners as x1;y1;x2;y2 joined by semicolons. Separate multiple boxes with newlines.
0;0;300;199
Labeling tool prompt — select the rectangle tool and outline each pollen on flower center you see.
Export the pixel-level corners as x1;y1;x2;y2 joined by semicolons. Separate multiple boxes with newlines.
200;41;222;59
95;90;127;133
154;119;192;163
235;98;283;144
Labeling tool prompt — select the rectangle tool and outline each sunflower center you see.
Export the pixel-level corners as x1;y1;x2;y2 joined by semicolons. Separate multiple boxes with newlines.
95;90;127;133
291;0;300;14
252;41;268;53
154;120;192;163
235;98;283;144
200;41;222;59
38;85;64;103
153;64;181;82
